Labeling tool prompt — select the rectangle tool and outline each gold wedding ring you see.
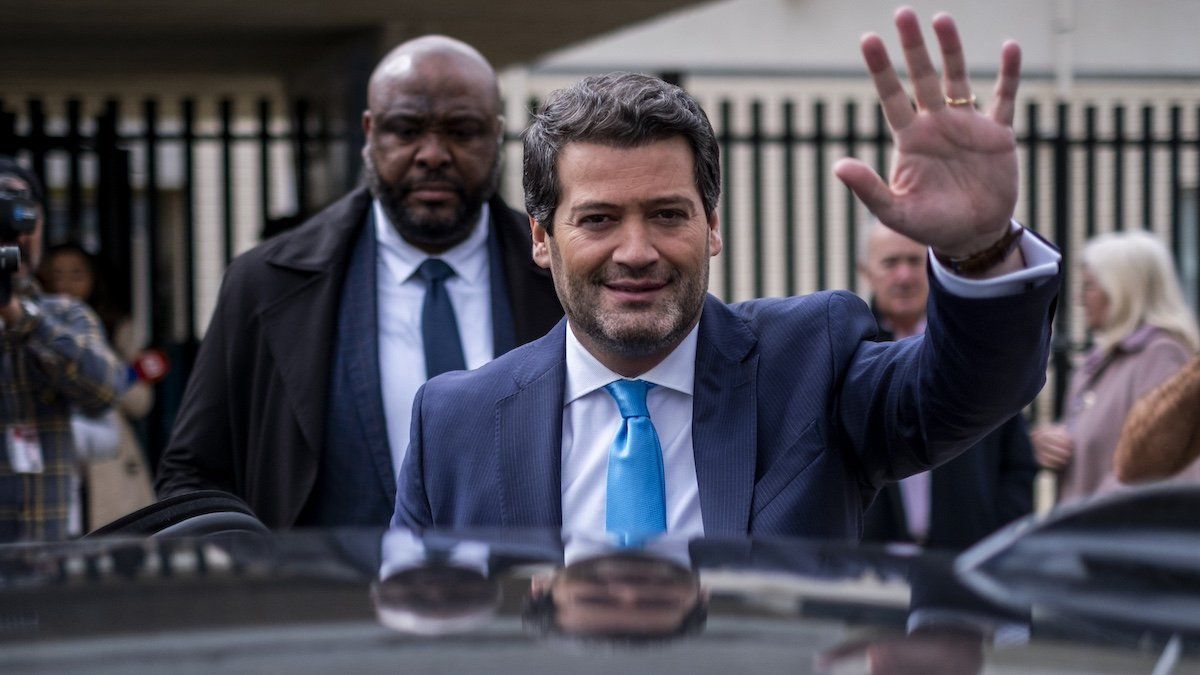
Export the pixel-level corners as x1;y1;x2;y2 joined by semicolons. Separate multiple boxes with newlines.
944;93;977;107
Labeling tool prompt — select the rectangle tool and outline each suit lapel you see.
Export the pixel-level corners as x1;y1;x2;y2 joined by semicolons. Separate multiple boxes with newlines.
692;296;759;535
338;215;397;503
259;189;373;466
260;277;334;460
496;321;567;527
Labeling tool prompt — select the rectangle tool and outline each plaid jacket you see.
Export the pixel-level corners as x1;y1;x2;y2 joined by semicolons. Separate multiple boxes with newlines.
0;284;123;542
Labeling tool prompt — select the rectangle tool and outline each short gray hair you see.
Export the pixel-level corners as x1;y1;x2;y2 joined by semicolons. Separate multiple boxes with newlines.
522;72;720;233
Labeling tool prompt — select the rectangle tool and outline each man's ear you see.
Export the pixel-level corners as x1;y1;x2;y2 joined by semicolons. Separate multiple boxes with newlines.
707;210;722;257
530;215;551;269
361;111;374;164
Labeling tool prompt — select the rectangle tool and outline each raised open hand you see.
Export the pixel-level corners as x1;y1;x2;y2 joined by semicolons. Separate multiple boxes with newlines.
834;8;1021;259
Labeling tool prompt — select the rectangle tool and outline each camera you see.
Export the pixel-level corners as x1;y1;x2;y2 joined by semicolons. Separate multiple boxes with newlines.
0;187;41;304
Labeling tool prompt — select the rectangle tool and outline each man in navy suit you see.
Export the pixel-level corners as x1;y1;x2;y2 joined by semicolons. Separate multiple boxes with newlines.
157;36;562;528
394;10;1062;539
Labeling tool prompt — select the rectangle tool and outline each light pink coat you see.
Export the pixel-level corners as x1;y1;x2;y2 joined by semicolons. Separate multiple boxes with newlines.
1059;326;1193;505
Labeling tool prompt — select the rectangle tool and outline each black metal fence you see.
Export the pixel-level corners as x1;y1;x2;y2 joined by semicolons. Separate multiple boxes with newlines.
0;95;349;463
1;94;1197;454
696;97;1200;423
0;96;349;344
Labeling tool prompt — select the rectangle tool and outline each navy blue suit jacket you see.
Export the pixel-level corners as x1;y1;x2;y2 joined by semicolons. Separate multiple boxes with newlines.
861;414;1036;550
394;270;1059;539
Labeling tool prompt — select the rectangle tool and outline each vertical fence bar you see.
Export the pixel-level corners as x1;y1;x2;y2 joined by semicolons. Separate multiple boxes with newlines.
1113;105;1126;230
66;99;83;239
814;100;828;291
93;102;115;237
782;100;797;297
0;100;16;156
181;99;197;344
1084;106;1097;239
750;100;765;298
1141;105;1154;230
96;99;133;313
1169;105;1182;262
1052;103;1072;418
1195;106;1200;307
1025;103;1039;234
873;103;888;178
844;100;858;288
258;98;272;230
719;99;734;300
292;99;310;217
143;99;160;344
219;98;234;265
27;100;47;185
318;106;332;208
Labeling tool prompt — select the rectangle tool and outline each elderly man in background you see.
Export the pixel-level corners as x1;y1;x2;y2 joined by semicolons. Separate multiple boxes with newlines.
858;220;1037;550
157;36;562;528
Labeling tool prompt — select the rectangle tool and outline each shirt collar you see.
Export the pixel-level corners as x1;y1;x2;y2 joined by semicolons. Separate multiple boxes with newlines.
1116;323;1161;352
1083;323;1163;370
563;321;699;405
373;199;491;286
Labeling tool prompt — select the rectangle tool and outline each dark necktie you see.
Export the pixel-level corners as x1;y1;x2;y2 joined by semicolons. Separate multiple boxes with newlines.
603;379;667;545
417;259;467;379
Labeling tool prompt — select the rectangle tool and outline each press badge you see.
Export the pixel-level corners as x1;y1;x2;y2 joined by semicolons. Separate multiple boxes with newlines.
6;424;43;474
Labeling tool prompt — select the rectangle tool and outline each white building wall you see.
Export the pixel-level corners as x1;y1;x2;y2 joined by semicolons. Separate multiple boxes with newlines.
530;0;1200;79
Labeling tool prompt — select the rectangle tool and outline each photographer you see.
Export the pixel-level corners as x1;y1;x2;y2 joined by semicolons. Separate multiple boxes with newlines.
0;157;123;542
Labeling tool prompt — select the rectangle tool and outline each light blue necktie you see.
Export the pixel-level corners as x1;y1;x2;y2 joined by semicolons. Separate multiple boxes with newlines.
604;379;667;545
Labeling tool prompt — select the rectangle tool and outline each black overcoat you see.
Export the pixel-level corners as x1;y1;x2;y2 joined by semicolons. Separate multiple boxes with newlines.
156;187;562;527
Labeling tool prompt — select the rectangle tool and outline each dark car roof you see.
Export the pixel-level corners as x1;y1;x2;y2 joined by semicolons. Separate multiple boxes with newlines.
2;521;1197;674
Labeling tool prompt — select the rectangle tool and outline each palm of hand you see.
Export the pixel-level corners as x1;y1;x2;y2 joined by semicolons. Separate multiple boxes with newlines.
887;111;1017;253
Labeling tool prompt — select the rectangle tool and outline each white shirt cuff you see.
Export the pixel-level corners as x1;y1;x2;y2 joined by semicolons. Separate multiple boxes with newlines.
929;221;1061;299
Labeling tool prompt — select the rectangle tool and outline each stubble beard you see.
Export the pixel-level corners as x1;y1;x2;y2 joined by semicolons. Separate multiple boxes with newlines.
552;244;708;362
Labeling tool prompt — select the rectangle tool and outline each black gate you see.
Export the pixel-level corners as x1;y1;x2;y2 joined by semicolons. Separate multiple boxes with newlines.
0;95;348;467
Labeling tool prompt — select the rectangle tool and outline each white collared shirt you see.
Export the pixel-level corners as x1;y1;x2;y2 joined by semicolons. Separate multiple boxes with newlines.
561;323;706;538
375;200;494;474
556;227;1061;537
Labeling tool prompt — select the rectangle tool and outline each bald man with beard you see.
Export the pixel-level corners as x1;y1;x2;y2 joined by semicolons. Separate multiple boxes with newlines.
157;36;562;528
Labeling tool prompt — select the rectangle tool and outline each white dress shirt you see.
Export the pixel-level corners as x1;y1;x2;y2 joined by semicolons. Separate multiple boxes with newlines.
557;226;1061;537
561;323;706;538
375;200;494;474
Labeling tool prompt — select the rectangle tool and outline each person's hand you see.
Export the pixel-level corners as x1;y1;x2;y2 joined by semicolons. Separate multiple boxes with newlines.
817;628;984;674
0;294;23;325
1031;424;1074;470
835;7;1021;260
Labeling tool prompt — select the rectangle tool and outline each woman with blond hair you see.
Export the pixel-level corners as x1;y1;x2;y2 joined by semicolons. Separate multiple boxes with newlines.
1033;230;1200;505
